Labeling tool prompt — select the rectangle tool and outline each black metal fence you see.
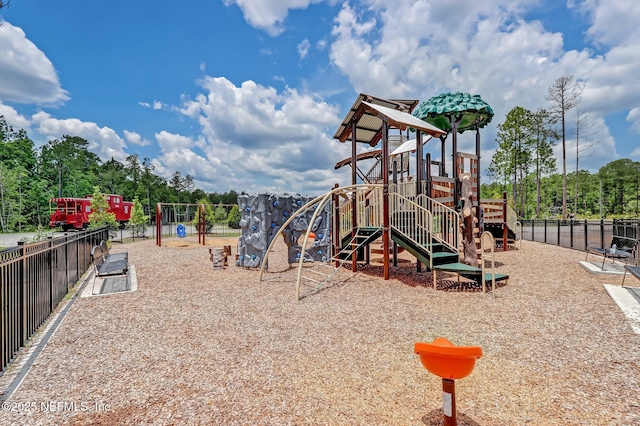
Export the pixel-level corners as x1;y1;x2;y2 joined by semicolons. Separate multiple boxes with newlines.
0;227;108;372
519;219;640;251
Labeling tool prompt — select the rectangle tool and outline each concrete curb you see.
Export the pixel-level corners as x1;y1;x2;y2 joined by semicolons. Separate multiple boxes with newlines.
603;283;640;335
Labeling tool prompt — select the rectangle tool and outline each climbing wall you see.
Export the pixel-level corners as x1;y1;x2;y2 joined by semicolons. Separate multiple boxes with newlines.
236;194;331;268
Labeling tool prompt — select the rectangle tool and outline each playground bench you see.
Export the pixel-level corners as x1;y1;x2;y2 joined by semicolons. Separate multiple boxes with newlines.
91;244;128;277
585;235;639;270
622;265;640;287
99;239;128;263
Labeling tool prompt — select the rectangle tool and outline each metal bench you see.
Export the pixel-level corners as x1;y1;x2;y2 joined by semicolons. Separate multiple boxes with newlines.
99;239;128;263
622;265;640;287
91;245;128;277
585;235;638;270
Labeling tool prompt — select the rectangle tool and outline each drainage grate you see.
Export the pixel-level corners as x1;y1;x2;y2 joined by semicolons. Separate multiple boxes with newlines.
100;276;130;294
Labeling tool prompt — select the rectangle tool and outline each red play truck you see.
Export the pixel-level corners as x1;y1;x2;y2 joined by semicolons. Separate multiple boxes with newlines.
49;194;133;230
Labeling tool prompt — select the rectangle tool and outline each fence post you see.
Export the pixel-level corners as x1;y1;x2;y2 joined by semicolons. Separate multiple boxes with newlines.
544;220;547;243
20;243;27;346
49;238;54;312
64;235;70;290
570;220;574;248
557;220;561;246
600;219;604;248
584;220;588;250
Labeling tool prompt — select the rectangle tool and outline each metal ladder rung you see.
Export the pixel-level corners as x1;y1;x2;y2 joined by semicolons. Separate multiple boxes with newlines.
307;269;330;277
301;275;324;284
317;263;337;269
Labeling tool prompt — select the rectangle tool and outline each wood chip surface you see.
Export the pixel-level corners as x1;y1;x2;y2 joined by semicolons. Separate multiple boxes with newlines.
1;237;639;425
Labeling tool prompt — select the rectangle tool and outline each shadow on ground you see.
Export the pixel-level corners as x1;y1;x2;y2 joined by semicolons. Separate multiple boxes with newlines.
360;264;508;292
422;408;482;425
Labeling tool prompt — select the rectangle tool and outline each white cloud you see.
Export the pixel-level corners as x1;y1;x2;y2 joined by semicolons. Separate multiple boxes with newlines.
222;0;327;36
327;0;640;174
297;38;311;59
31;111;128;162
166;76;351;193
571;0;640;47
0;102;31;132
139;100;166;110
0;21;69;104
123;130;151;147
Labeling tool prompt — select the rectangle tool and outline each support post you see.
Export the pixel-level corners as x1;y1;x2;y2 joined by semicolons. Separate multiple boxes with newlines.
426;153;432;197
201;204;206;246
442;379;457;426
351;121;358;273
416;131;423;196
440;135;447;177
452;122;459;206
411;132;425;273
333;183;340;268
156;203;162;247
503;191;508;252
476;127;481;204
382;121;390;280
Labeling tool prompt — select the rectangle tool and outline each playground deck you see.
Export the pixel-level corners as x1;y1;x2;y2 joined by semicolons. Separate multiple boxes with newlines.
1;237;638;425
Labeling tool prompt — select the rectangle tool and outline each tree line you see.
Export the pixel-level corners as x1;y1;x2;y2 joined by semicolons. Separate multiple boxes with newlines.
0;117;241;232
484;75;639;220
483;157;640;219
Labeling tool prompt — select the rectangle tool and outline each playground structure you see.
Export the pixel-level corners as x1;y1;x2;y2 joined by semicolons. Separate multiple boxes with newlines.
257;93;515;299
155;203;207;247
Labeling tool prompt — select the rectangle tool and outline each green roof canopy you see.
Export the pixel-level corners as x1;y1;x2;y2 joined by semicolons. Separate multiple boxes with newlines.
412;92;494;134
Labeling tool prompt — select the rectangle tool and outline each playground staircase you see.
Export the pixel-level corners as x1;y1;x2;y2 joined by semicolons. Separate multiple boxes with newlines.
390;228;459;267
337;227;383;262
388;192;509;288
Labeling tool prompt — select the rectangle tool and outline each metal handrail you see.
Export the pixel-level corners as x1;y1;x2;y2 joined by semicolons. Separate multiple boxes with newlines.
420;194;460;253
389;192;433;269
338;186;384;242
388;183;459;253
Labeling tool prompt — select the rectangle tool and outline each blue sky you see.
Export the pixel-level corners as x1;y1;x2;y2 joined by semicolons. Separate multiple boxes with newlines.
1;0;639;195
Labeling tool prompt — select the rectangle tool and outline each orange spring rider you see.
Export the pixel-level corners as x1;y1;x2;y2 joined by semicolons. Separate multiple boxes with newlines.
414;337;482;426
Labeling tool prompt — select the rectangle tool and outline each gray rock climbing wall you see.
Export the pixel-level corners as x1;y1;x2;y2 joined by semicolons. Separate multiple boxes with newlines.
236;193;331;268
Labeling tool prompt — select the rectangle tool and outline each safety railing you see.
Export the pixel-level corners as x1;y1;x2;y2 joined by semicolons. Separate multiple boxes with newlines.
520;218;640;252
422;195;459;253
388;183;459;253
338;196;353;242
0;227;108;372
338;186;384;242
389;192;433;268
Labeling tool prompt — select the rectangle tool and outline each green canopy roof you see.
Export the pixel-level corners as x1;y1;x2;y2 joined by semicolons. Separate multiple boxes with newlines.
413;92;494;134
